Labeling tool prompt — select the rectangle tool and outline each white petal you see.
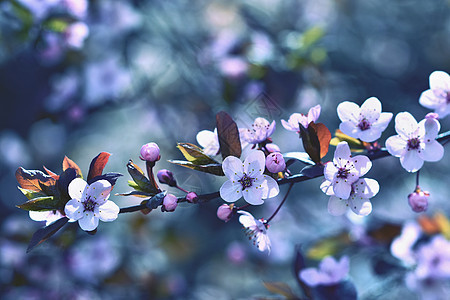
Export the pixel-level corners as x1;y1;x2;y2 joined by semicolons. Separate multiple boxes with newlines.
281;119;296;131
64;199;84;220
267;120;276;137
360;97;381;123
339;121;359;139
333;180;351;199
242;187;264;205
400;150;423;172
349;196;372;216
238;211;257;228
334;142;351;160
420;140;444;162
78;211;99;231
358;128;382;142
29;211;51;222
219;180;242;203
243;150;265;175
386;135;407;157
324;162;338;182
373;112;393;131
436;102;450;118
68;178;88;200
87;180;112;205
261;175;280;199
98;201;120;222
352;155;372;177
300;268;322;287
328;196;348;216
419;89;441;109
429;71;450;92
353;178;379;198
337;101;360;123
256;233;271;252
422;118;440;141
307;105;321;123
395;112;418;138
196;130;217;149
222;155;244;180
320;180;335;196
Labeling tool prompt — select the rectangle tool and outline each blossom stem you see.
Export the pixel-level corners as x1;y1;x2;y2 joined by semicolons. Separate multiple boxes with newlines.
146;161;161;193
176;186;189;193
416;170;420;187
266;183;294;224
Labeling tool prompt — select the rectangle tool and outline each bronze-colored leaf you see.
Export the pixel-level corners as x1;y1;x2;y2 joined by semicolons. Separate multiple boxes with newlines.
299;123;321;164
15;167;56;192
169;160;224;176
87;152;111;182
309;122;331;159
62;156;83;177
43;166;60;180
216;111;241;159
176;143;219;165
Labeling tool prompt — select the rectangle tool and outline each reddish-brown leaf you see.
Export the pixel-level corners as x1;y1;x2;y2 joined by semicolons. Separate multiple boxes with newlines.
62;156;82;177
310;122;332;159
216;111;242;159
15;167;56;192
87;152;111;182
43;166;60;180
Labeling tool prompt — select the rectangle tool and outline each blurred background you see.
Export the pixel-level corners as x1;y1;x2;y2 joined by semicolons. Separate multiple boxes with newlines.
1;0;450;299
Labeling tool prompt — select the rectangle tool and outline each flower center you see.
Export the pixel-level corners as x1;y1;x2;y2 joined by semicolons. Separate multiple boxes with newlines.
238;173;253;190
83;197;96;212
358;118;371;131
337;167;349;179
407;137;421;150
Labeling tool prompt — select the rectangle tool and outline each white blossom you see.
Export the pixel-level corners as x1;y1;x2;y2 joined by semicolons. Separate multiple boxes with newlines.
419;71;450;118
281;104;321;132
219;150;279;205
238;210;270;252
337;97;393;142
196;128;249;156
323;141;372;199
299;256;350;287
385;112;444;172
64;178;119;231
242;118;276;144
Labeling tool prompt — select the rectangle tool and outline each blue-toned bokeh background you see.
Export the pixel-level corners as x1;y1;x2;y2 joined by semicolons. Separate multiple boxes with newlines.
1;0;449;299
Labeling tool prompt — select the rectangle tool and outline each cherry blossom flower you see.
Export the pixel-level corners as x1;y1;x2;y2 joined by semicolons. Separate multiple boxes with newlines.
385;112;444;172
414;235;450;280
64;178;119;231
196;128;249;156
64;22;89;49
419;71;450;118
390;221;422;266
242;118;276;144
323;141;372;199
219;150;279;205
321;178;379;216
408;189;430;212
265;152;286;173
337;97;393;142
281;104;321;132
237;211;271;252
29;210;65;226
299;256;350;287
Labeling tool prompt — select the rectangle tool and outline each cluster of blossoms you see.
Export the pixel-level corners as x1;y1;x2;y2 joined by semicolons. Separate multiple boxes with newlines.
20;71;448;260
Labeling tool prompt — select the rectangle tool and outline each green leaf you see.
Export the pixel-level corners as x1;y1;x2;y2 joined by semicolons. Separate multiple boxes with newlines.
301;26;325;49
17;196;60;211
145;191;167;209
216;111;242;159
42;18;70;33
27;217;69;253
18;187;46;200
169;160;224;176
176;143;219;165
127;160;159;195
263;282;298;299
116;191;152;198
283;152;315;165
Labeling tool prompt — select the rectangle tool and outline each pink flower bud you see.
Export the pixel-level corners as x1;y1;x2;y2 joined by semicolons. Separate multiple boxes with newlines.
140;142;160;162
408;190;429;212
265;152;286;173
163;194;178;212
265;143;281;153
186;192;198;203
217;204;234;222
157;169;177;187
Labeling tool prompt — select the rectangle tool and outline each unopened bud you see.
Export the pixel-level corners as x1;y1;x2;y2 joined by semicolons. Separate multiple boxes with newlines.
265;152;286;173
186;192;198;203
157;169;177;187
265;143;281;153
140;142;160;162
162;194;178;212
217;204;234;222
408;189;429;213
